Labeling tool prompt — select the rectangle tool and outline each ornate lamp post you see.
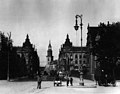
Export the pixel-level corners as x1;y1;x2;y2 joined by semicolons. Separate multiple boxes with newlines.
7;41;10;81
7;32;12;81
74;14;84;86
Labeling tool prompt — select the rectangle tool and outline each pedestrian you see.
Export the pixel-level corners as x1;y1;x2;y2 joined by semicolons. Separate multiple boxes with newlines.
70;77;73;86
94;67;100;85
37;75;42;89
66;76;69;86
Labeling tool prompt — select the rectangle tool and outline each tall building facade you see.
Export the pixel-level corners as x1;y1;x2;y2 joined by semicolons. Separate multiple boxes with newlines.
86;22;120;80
87;22;114;80
58;34;88;75
86;24;98;80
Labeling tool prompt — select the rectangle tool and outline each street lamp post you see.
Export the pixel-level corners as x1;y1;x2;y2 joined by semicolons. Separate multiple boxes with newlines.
74;14;84;86
7;32;11;81
7;40;10;81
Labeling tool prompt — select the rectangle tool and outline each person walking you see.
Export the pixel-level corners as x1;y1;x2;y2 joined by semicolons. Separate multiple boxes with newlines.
70;77;73;86
37;75;42;89
66;76;69;86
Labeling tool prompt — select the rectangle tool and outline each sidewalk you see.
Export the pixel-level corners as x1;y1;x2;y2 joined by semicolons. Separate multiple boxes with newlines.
63;77;97;88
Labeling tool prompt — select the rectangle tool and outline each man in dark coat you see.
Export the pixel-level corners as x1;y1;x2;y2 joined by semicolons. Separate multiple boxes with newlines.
66;76;69;86
94;67;101;85
37;75;42;89
70;77;73;86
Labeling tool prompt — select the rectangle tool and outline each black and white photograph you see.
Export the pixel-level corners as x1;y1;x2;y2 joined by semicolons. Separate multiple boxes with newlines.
0;0;120;94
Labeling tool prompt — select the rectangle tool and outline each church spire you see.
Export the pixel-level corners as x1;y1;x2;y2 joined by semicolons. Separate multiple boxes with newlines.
65;34;70;43
67;34;69;39
48;40;52;49
47;40;53;64
25;34;30;43
27;34;29;39
64;34;72;47
23;34;32;48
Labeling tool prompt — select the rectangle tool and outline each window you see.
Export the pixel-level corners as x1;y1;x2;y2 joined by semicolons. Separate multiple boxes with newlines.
83;61;86;63
75;60;78;64
79;55;82;58
75;54;78;59
83;55;86;58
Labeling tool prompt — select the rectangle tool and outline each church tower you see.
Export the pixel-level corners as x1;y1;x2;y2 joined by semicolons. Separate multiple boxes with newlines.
46;41;53;64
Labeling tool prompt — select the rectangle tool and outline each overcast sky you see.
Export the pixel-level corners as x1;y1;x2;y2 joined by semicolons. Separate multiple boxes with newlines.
0;0;120;66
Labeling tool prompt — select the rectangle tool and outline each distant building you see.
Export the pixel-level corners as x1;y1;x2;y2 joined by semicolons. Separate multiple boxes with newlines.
46;41;54;65
15;34;40;77
0;32;39;79
44;41;58;75
58;34;88;74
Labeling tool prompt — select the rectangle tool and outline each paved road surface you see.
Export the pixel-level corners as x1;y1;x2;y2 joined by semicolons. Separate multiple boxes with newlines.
0;78;120;94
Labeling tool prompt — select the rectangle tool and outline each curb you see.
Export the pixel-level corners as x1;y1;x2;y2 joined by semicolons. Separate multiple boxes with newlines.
67;85;97;88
